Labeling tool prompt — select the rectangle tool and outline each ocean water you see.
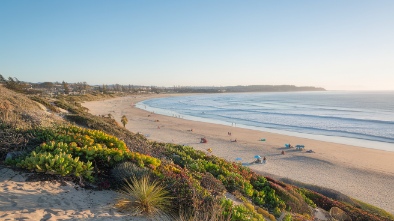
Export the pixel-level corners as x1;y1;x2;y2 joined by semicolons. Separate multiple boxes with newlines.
137;91;394;151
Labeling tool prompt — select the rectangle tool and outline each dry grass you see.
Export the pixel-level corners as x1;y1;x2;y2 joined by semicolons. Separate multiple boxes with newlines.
0;86;62;129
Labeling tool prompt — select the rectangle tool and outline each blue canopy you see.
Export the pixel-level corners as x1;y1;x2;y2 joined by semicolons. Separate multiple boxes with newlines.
254;155;261;159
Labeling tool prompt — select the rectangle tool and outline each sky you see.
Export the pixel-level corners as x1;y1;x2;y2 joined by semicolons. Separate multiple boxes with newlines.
1;0;393;90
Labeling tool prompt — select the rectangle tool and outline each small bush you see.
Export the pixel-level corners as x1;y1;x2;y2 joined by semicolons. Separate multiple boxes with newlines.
178;198;232;221
282;213;292;221
244;202;255;212
17;150;94;180
111;161;150;184
256;208;276;221
200;172;226;196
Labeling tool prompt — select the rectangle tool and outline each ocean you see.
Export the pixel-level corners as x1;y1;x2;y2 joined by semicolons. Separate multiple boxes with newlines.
137;91;394;152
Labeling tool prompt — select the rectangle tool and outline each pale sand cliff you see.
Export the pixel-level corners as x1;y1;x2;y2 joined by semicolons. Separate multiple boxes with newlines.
83;94;394;214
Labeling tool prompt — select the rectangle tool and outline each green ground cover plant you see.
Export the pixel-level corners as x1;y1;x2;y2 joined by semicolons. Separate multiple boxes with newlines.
161;143;286;217
8;125;160;181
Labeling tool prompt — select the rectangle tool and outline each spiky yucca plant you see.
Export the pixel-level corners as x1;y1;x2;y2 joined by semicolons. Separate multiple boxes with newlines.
115;175;173;218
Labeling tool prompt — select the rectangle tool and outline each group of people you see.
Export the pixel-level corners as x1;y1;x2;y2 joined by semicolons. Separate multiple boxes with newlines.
254;156;267;164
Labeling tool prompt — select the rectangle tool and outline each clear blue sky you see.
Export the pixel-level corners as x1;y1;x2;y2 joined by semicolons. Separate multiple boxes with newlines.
1;0;393;90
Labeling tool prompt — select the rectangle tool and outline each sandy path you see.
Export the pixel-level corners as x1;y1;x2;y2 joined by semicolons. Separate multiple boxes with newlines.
83;94;394;215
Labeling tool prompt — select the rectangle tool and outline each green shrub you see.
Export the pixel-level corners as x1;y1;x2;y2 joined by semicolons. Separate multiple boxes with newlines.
12;125;160;182
158;162;212;215
178;198;233;221
244;202;255;212
111;161;150;184
296;188;316;208
256;208;276;221
164;144;282;211
282;213;291;221
17;150;94;180
232;204;264;221
200;172;226;196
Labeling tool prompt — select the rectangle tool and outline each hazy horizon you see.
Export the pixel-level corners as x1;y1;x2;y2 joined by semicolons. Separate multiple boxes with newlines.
1;1;393;91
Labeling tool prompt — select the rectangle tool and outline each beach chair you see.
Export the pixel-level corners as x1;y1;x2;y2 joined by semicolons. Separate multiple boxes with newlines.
295;145;305;150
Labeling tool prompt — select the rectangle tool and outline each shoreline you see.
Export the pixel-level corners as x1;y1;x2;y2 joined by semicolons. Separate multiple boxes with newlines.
83;93;394;215
137;99;394;152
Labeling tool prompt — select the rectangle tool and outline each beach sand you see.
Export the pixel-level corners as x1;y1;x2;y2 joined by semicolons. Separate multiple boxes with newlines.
83;94;394;215
0;165;150;221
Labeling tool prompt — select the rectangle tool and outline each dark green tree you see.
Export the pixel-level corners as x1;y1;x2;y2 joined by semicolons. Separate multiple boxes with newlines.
62;81;70;94
121;115;128;127
0;74;6;83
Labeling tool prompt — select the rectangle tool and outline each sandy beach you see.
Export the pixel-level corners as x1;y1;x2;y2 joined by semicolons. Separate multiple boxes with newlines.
83;94;394;215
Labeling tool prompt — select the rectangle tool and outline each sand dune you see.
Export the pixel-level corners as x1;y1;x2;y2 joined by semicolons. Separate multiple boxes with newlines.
83;94;394;215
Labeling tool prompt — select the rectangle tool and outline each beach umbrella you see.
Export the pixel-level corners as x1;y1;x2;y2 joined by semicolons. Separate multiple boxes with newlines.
254;155;261;159
235;157;242;161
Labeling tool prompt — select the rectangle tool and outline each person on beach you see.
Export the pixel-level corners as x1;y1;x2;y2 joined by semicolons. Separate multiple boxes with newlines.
263;157;266;163
281;150;285;155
